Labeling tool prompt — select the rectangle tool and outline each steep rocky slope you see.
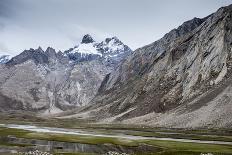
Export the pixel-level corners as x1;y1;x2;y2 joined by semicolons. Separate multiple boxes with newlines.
0;35;132;114
74;5;232;128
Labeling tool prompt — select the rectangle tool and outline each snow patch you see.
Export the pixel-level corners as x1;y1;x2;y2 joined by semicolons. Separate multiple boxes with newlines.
107;39;124;52
70;43;101;56
0;55;12;64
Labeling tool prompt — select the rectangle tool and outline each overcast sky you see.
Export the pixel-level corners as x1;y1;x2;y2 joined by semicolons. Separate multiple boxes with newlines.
0;0;231;56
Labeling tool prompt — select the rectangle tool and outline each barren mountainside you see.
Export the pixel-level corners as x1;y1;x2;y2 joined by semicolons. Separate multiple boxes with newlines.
72;4;232;128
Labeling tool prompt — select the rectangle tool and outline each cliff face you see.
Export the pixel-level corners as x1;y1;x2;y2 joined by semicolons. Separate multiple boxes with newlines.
78;5;232;128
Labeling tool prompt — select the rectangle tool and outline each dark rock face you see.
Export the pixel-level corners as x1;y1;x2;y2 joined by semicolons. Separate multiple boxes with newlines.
7;48;49;66
45;47;56;58
78;5;232;128
81;34;95;44
93;16;209;112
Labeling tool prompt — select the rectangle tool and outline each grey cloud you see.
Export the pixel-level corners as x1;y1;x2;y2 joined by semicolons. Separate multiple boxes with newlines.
0;0;231;55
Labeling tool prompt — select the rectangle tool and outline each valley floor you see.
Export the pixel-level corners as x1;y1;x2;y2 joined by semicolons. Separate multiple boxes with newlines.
0;113;232;155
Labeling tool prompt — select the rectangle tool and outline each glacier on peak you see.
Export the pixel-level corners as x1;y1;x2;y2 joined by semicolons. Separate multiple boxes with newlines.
69;43;101;56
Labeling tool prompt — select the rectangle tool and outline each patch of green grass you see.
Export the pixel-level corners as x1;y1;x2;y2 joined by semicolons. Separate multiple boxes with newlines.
1;126;232;155
120;130;232;142
0;127;138;147
0;127;31;137
24;132;138;147
144;140;232;154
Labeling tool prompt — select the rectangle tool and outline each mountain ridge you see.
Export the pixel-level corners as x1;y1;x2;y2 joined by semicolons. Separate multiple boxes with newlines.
67;4;232;128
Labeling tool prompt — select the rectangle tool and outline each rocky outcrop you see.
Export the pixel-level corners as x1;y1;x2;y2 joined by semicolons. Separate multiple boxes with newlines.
81;34;95;44
77;4;232;128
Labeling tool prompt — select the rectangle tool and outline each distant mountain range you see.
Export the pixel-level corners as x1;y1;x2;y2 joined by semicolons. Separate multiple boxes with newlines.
0;34;132;114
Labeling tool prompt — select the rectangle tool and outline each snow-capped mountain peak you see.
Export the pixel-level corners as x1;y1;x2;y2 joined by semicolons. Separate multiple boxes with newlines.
70;43;101;56
0;55;11;64
65;35;100;57
64;34;132;62
98;36;130;57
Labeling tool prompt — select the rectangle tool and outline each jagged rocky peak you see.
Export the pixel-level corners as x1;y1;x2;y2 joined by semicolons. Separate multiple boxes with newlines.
45;47;57;58
98;36;131;56
175;17;206;35
45;47;56;53
5;46;69;66
37;46;44;52
81;34;95;44
159;17;207;44
4;34;132;67
102;36;123;49
6;47;49;65
105;36;119;43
